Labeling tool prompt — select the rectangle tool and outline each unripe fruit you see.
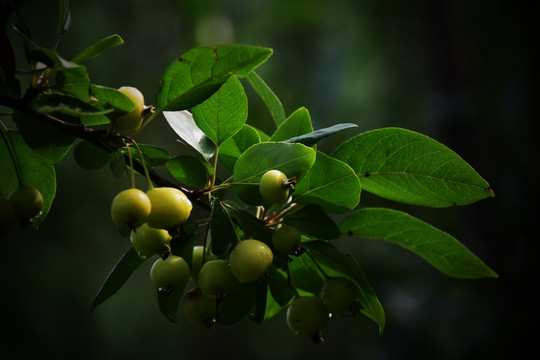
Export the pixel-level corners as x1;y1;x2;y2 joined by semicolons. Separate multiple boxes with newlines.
150;254;190;290
111;188;152;230
115;86;145;131
146;187;192;230
130;223;172;258
259;170;289;204
198;259;237;295
272;224;301;254
0;197;16;229
190;245;218;281
182;288;217;327
8;184;43;220
320;277;357;315
287;296;330;337
229;239;273;283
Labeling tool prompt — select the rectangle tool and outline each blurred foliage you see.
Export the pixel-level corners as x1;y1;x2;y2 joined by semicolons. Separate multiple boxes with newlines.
1;0;536;359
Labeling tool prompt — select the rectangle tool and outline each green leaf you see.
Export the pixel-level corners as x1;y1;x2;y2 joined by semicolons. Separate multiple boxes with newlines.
232;142;316;205
156;45;272;112
284;123;358;147
210;200;238;257
71;34;124;63
129;144;170;167
219;124;260;173
258;266;294;322
163;110;216;160
156;287;184;323
216;282;256;325
192;76;248;146
339;207;498;279
32;93;110;117
283;204;340;240
303;240;385;334
109;150;126;179
332;128;495;207
269;107;313;142
54;62;90;102
288;252;325;296
293;151;361;213
246;71;285;128
166;155;211;188
73;140;110;170
91;247;148;312
0;130;56;227
224;204;273;245
12;111;75;165
90;84;136;113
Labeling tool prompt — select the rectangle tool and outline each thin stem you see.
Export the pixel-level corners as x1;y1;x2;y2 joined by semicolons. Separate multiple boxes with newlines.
286;261;301;298
125;143;136;189
130;108;160;137
0;120;23;185
210;146;219;189
304;249;329;279
125;137;153;191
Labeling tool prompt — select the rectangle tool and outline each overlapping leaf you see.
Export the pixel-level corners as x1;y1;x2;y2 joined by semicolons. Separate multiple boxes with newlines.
293;151;361;213
163;111;216;160
156;45;272;112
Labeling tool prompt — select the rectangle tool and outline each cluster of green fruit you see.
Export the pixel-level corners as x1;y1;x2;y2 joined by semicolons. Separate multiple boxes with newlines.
109;168;359;341
0;184;44;229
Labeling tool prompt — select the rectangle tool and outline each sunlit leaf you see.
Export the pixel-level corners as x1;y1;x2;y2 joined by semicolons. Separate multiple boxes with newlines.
270;107;313;142
332;127;495;207
157;45;272;112
219;124;260;173
71;34;124;63
192;76;248;146
339;207;498;279
285;123;358;147
294;151;361;213
246;71;285;128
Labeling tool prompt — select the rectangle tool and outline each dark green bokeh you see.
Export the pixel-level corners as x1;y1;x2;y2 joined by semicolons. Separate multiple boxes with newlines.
1;0;536;358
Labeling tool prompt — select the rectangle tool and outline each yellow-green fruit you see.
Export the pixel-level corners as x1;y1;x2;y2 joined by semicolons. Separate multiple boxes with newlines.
115;86;145;131
272;224;301;254
259;170;289;204
8;185;43;220
0;197;16;229
197;259;237;295
150;254;190;290
229;239;273;283
111;188;151;230
182;288;217;327
191;246;218;281
287;296;330;336
321;277;357;315
130;223;171;258
146;187;192;230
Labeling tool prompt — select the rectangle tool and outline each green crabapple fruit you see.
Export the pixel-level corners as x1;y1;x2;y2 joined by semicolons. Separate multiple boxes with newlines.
114;86;145;131
272;224;301;255
182;288;217;327
287;296;330;337
146;187;192;230
229;239;273;283
259;170;289;204
8;184;43;220
320;277;357;315
111;188;152;230
0;197;16;229
190;245;218;281
130;223;172;258
197;259;237;295
150;254;190;290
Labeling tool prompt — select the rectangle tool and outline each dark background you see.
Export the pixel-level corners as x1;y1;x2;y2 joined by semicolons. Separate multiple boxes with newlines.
1;0;537;359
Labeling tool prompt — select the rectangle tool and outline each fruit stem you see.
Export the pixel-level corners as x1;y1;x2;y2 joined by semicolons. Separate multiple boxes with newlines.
0;120;23;186
210;146;220;189
125;136;154;191
124;142;136;189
